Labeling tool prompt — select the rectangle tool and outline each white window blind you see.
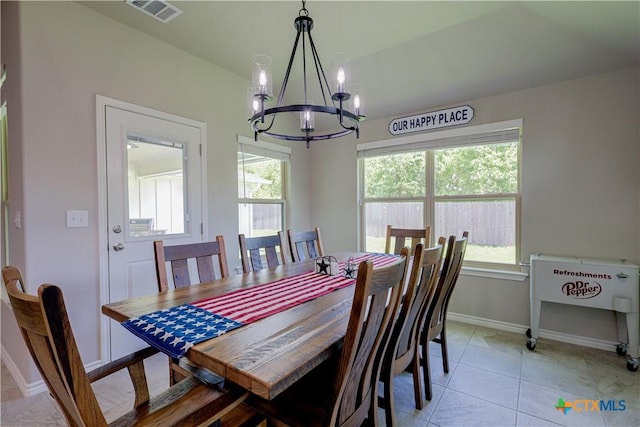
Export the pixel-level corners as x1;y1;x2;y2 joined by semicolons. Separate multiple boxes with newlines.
358;119;522;158
237;135;291;162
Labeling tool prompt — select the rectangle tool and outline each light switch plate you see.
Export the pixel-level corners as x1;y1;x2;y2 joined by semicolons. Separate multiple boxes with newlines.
66;210;89;228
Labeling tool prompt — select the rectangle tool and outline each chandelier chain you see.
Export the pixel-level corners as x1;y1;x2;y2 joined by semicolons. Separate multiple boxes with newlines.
299;0;308;17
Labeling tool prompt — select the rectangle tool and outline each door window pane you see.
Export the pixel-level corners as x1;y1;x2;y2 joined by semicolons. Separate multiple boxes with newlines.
127;136;186;237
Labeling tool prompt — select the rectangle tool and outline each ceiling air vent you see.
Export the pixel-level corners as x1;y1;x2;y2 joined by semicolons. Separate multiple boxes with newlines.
126;0;183;23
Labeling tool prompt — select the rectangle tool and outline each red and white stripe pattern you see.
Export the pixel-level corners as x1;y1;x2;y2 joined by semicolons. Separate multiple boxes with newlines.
192;253;398;324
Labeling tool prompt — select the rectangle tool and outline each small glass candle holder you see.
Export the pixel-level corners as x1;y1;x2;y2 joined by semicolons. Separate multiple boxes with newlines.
344;257;357;279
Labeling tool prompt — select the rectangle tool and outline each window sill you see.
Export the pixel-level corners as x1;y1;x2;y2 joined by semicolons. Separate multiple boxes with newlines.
461;266;529;282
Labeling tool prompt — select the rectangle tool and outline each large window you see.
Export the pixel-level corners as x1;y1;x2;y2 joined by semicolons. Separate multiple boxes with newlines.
359;122;521;268
238;137;290;237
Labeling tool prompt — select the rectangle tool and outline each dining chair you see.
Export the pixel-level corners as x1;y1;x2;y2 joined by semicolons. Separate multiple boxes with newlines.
153;235;229;385
379;238;445;426
246;248;409;427
1;266;249;427
385;225;431;256
420;231;469;400
154;235;229;292
239;232;288;273
287;226;324;262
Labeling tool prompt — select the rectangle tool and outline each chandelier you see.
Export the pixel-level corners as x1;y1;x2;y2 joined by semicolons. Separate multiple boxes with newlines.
248;0;365;148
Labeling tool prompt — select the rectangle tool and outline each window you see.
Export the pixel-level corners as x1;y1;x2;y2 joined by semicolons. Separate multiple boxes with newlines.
127;135;186;237
359;121;521;269
238;136;290;237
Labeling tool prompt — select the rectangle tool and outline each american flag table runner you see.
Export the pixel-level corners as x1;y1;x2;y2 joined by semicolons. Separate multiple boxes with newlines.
122;253;397;358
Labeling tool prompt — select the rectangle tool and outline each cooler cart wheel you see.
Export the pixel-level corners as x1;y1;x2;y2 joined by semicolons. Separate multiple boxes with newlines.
526;328;532;338
526;338;536;351
626;358;639;372
616;343;627;356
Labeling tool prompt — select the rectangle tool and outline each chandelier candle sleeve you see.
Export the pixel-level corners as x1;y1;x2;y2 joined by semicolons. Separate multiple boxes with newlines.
351;84;364;118
252;54;272;98
332;53;350;96
300;106;315;132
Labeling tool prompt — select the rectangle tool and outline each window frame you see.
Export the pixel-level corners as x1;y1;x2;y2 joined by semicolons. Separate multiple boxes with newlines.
237;136;290;237
358;120;522;271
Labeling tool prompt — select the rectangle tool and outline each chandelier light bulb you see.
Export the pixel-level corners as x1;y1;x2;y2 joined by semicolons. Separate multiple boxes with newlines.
337;67;346;93
259;70;267;93
354;94;361;115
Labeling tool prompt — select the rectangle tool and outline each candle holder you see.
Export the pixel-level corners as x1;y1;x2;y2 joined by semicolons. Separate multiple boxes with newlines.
315;256;339;276
343;257;357;279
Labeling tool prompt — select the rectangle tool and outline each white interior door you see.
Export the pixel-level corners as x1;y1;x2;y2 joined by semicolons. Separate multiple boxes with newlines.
105;105;205;360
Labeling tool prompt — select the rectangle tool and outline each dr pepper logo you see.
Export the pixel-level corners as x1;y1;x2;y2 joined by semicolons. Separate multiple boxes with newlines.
562;281;602;299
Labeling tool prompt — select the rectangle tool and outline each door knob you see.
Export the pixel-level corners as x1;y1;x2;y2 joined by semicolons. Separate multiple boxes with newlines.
113;242;125;251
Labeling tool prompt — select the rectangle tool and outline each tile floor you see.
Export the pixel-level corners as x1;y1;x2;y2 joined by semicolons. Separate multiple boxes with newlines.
2;321;639;426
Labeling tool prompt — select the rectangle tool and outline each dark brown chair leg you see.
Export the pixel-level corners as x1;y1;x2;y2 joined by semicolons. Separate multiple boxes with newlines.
411;353;424;410
383;370;395;427
440;325;449;373
422;340;433;401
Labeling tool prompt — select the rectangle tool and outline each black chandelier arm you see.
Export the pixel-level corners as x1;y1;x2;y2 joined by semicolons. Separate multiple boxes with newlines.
307;32;330;106
277;25;303;108
251;112;277;136
301;23;309;104
337;106;357;132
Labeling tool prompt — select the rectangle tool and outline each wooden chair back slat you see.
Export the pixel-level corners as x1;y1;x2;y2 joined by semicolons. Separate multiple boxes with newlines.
195;255;217;283
288;227;324;262
385;225;431;256
169;259;191;288
154;236;229;292
239;232;288;273
331;248;408;426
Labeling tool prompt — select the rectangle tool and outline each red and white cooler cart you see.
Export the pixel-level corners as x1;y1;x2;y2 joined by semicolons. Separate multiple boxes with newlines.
527;254;639;371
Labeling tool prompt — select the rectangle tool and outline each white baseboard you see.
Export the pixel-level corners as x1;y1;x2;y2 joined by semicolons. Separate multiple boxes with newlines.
1;344;47;397
1;344;103;397
447;312;638;354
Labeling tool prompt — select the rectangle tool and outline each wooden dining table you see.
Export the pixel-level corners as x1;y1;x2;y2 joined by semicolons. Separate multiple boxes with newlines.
102;251;367;400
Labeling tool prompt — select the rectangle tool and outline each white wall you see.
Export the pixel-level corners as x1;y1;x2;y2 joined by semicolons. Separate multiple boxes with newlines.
310;67;640;342
2;0;638;388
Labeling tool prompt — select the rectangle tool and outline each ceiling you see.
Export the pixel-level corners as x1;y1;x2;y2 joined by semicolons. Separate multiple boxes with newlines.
79;1;640;121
